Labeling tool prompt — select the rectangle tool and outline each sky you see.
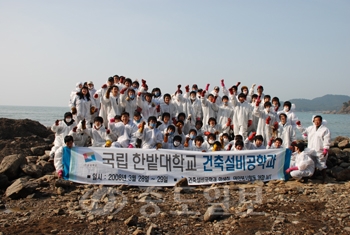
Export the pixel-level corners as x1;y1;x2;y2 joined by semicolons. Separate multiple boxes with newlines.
0;0;349;107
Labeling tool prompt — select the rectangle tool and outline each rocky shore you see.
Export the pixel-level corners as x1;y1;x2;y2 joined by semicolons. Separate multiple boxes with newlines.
0;118;350;234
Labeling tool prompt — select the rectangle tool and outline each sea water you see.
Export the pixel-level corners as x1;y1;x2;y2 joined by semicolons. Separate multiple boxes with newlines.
0;105;349;139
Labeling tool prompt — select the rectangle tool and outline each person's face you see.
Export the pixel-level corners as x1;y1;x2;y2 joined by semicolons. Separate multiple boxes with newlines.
177;122;183;129
128;90;135;97
314;117;322;127
265;106;271;112
132;84;139;90
88;84;94;90
257;88;263;94
280;115;286;124
112;87;119;96
243;88;248;94
82;88;88;95
209;120;215;126
134;115;141;121
222;98;228;105
66;140;74;149
164;96;170;104
264;97;270;103
149;120;156;129
190;94;196;100
274;140;282;148
163;116;170;123
195;140;202;147
272;100;278;106
252;97;257;103
114;77;119;84
107;81;113;87
255;139;263;147
121;114;129;125
79;84;83;89
145;95;152;102
124;81;130;87
283;105;289;112
94;121;102;129
214;88;219;93
208;96;214;102
235;145;243;150
239;97;245;103
178;116;185;121
195;123;202;129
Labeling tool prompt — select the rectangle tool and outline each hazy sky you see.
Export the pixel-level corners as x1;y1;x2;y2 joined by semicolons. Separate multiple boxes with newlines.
0;0;349;107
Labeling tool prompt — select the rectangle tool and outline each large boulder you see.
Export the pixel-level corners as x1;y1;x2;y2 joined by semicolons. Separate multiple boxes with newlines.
338;140;350;149
0;154;26;180
30;146;47;156
5;178;40;199
0;174;10;188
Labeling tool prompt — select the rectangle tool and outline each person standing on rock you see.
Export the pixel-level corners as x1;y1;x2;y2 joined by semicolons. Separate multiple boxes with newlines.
296;115;331;183
54;135;74;179
49;112;77;163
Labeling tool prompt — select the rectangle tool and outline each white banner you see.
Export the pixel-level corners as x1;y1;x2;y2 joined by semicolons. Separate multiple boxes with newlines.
63;147;291;186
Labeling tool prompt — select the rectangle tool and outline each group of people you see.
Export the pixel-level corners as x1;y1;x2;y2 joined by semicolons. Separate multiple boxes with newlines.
51;75;331;182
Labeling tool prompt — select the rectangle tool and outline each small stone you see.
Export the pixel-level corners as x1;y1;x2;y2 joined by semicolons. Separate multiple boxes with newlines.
133;229;144;235
344;227;350;232
88;215;95;221
124;215;138;226
54;208;64;215
50;229;59;234
146;223;157;235
204;205;224;222
57;187;65;195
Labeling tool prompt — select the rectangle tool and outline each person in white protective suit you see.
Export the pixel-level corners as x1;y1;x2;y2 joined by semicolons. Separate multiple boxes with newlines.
163;135;184;150
219;133;231;150
69;82;83;107
192;120;204;137
222;79;242;100
120;87;138;121
109;112;138;148
68;120;89;147
203;117;223;140
136;92;161;121
232;139;245;151
296;115;331;183
210;85;223;106
271;113;296;148
54;135;74;179
202;133;217;151
244;133;266;150
200;90;219;126
135;116;163;149
253;101;278;146
286;142;315;182
271;97;281;114
49;112;77;162
229;90;253;139
183;129;197;149
185;135;207;152
95;77;115;127
102;85;124;121
70;86;96;125
216;95;234;134
266;137;284;149
151;87;163;105
186;91;203;127
157;112;171;133
160;94;177;121
172;85;191;119
175;112;191;135
277;101;298;129
83;116;112;147
87;81;100;124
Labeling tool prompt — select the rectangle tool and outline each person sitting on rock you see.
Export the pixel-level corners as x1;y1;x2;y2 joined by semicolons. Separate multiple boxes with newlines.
54;135;74;179
49;112;77;163
286;142;315;183
83;116;112;147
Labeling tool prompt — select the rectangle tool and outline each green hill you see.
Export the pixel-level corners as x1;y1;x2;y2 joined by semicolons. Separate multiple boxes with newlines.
288;94;350;112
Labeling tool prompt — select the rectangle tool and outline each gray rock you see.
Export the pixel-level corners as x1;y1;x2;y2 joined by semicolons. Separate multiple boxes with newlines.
203;205;224;222
5;178;40;199
329;147;342;155
333;169;350;181
343;148;350;153
340;162;350;168
39;155;50;161
338;140;350;149
30;146;46;156
20;163;43;178
38;160;55;175
124;215;138;226
0;154;27;180
175;177;188;187
26;156;38;163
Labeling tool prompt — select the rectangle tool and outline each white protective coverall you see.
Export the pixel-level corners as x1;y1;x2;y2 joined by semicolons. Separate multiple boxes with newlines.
230;95;252;139
274;122;296;148
136;96;160;121
201;96;219;126
102;93;123;120
172;93;191;118
216;103;234;134
83;126;112;147
297;123;331;169
50;120;77;156
253;106;277;146
110;120;138;148
71;95;95;124
160;102;177;121
187;97;203;126
120;93;138;120
135;126;163;149
69;82;82;107
290;151;315;179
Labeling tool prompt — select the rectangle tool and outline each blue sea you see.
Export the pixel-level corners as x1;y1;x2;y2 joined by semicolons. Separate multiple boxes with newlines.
0;105;349;139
